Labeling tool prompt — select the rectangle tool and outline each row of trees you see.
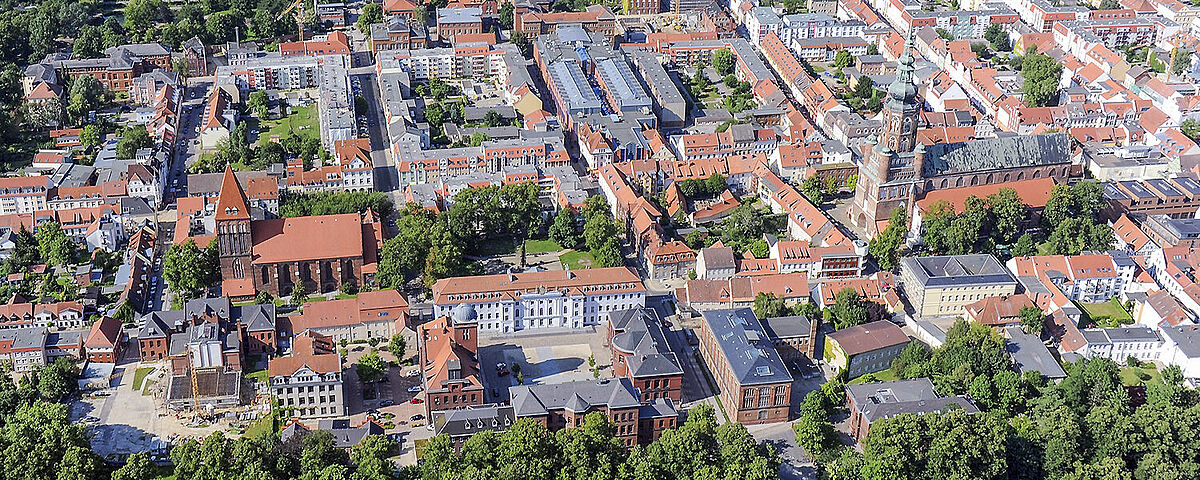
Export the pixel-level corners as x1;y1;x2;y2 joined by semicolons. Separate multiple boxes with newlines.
799;318;1200;479
575;196;625;268
915;182;1112;259
280;190;396;219
378;182;543;290
420;404;779;480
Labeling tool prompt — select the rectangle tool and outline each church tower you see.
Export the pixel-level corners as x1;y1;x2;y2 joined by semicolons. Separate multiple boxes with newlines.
852;29;923;236
214;165;252;282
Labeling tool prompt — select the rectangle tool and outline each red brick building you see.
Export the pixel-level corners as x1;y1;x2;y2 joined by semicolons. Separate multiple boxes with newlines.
211;166;383;300
509;378;676;447
419;306;484;418
607;307;684;403
697;308;794;425
84;316;124;363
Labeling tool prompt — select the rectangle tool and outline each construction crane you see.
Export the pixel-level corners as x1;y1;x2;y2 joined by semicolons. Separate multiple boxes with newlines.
277;0;307;41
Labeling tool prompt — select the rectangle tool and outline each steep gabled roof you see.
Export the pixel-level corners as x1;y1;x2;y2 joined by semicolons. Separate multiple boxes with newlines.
214;165;250;221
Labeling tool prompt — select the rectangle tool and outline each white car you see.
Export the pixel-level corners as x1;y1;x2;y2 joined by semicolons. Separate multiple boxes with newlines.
407;385;423;393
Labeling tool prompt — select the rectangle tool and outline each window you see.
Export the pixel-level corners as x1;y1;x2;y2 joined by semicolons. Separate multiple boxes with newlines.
775;386;787;406
758;387;770;408
742;389;755;409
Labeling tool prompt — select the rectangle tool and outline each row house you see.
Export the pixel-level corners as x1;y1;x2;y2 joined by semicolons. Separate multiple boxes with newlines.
369;18;429;54
0;326;85;372
0;177;50;215
286;289;409;343
136;297;277;363
516;6;616;37
1007;254;1132;304
1103;176;1200;220
284;139;375;193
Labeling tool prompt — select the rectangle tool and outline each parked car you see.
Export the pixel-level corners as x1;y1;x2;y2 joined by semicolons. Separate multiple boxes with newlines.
407;385;423;393
83;416;100;423
409;398;424;404
405;370;420;377
410;414;424;422
496;362;509;376
380;399;394;407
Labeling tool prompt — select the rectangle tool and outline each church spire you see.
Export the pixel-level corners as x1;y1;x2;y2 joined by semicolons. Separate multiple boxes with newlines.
887;28;919;106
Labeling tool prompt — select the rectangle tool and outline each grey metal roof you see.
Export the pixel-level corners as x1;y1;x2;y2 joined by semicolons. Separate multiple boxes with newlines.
900;254;1017;288
758;315;812;340
846;378;979;424
548;60;603;114
595;58;652;113
608;307;684;378
1002;326;1066;380
509;378;642;417
437;7;482;24
922;133;1071;177
699;308;794;386
314;420;385;448
1162;325;1200;358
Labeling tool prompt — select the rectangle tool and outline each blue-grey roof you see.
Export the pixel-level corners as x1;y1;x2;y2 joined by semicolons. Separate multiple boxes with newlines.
1003;326;1066;380
609;307;684;378
846;378;979;424
900;254;1017;288
548;60;603;114
922;133;1071;177
509;378;642;417
1161;325;1200;358
699;308;793;386
595;58;652;113
759;315;812;340
433;404;516;438
638;397;678;418
437;7;482;24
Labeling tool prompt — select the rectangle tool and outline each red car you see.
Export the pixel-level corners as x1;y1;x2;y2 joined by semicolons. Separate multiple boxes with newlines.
409;398;424;404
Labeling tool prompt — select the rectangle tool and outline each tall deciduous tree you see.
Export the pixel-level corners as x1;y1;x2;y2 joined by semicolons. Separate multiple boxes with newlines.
549;207;580;249
712;48;734;76
163;239;220;298
869;206;907;270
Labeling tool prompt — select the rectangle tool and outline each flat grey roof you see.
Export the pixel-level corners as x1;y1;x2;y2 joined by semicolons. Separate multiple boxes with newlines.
901;254;1017;288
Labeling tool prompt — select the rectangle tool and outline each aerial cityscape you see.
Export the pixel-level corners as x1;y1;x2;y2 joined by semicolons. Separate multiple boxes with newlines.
0;0;1197;477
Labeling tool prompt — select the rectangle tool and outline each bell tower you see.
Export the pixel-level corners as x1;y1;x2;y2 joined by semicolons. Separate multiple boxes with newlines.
214;165;252;280
851;29;923;235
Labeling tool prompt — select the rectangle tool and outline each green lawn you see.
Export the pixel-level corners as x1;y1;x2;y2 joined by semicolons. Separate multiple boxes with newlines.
242;413;275;439
1078;298;1132;328
524;239;563;254
560;250;596;270
132;367;154;391
848;368;900;385
475;238;564;257
257;104;319;147
245;369;268;383
1120;364;1162;386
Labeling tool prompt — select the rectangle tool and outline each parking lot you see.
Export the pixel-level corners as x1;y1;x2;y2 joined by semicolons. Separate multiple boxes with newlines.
477;328;613;403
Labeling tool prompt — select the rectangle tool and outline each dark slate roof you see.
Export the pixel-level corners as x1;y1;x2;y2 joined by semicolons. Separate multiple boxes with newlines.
1002;326;1066;380
138;310;182;339
699;308;794;386
608;307;683;378
282;420;384;448
238;304;277;332
639;397;678;419
921;133;1071;177
846;378;979;424
0;327;47;350
510;378;642;417
759;315;812;340
433;404;516;438
700;247;736;269
900;254;1017;288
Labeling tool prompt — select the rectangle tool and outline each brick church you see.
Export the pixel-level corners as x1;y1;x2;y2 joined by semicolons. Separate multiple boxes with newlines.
214;166;384;300
851;31;1078;235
